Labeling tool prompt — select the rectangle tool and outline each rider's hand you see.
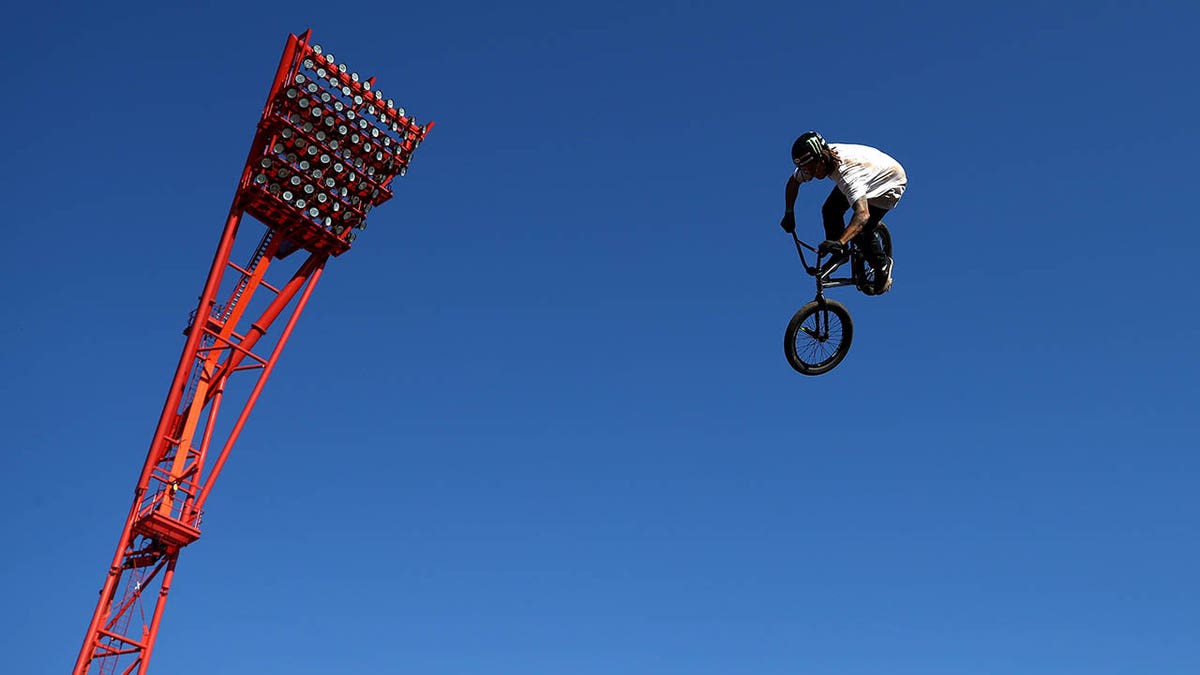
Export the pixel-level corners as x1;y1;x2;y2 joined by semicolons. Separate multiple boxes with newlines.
818;239;845;257
780;211;796;234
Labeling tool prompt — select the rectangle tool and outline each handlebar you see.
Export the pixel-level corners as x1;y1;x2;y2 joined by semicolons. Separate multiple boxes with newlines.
792;232;817;254
791;231;849;277
791;232;827;273
791;232;816;274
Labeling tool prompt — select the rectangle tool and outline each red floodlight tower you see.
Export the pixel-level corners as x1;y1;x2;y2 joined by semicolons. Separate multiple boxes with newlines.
73;29;432;675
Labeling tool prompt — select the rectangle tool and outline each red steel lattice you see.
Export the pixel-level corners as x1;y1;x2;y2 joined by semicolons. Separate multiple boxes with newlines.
73;29;431;675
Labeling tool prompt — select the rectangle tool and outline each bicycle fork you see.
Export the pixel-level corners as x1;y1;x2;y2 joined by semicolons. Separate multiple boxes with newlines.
802;299;834;342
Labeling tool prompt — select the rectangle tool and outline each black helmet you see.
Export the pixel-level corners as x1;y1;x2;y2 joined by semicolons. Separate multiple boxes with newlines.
791;131;829;167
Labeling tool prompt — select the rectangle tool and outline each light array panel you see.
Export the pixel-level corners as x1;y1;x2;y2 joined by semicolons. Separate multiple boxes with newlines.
240;37;432;257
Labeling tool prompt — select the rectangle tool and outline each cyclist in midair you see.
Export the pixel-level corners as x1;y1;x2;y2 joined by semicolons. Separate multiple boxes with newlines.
779;131;907;294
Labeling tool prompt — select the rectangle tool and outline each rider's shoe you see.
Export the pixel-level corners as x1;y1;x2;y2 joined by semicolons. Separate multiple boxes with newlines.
872;256;893;294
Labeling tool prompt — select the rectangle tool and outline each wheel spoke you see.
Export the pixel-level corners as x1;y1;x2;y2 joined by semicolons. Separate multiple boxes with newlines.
785;300;854;375
794;310;843;366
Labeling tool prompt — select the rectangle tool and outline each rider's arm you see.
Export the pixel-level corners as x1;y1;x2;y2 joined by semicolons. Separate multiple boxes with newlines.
784;174;800;212
839;197;871;243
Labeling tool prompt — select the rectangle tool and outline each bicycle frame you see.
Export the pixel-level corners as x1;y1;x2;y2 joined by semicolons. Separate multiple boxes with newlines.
791;232;867;301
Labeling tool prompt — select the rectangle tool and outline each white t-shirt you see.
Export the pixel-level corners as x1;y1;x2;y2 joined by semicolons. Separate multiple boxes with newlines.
793;143;907;209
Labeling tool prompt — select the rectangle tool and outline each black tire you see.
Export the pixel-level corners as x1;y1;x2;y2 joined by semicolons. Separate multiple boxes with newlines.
784;299;854;375
877;222;892;257
854;222;893;290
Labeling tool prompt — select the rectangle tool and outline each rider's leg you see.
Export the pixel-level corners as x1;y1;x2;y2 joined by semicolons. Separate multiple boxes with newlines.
851;206;889;267
821;187;849;241
850;206;892;294
825;190;894;292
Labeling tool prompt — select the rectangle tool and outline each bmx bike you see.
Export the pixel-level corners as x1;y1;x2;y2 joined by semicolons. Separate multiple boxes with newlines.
784;223;892;376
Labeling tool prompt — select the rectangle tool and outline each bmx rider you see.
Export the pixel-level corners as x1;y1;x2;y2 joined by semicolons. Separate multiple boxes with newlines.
779;131;907;295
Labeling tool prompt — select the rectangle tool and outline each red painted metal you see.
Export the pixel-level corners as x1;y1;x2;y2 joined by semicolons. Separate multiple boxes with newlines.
74;29;431;675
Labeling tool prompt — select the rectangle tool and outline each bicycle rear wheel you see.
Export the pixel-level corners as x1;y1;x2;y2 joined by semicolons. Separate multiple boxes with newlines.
854;222;893;288
784;299;854;375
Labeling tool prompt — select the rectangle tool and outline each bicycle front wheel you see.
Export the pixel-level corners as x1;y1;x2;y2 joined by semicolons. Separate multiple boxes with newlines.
784;299;854;375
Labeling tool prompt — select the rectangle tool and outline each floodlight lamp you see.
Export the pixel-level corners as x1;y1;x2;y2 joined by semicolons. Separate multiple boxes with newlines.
240;32;432;255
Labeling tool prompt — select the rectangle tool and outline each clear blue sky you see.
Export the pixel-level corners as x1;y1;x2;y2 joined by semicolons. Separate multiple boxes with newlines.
2;1;1198;673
